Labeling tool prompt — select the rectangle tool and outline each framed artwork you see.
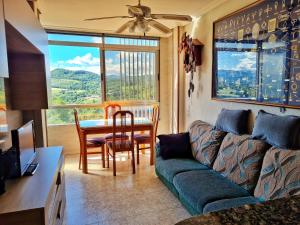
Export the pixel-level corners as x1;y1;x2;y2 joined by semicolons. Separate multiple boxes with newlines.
212;0;300;108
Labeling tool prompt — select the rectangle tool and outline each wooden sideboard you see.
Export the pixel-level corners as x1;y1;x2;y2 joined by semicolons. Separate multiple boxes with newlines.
0;146;65;225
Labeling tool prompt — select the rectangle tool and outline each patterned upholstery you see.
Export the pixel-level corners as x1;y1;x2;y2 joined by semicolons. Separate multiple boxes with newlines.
254;147;300;201
213;133;269;192
87;137;105;145
189;120;226;167
107;140;132;151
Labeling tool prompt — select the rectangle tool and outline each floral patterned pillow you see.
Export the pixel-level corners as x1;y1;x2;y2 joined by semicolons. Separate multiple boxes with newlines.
213;133;269;192
189;120;226;167
254;147;300;201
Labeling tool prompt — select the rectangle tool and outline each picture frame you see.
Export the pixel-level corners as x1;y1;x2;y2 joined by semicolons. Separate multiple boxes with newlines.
212;0;300;109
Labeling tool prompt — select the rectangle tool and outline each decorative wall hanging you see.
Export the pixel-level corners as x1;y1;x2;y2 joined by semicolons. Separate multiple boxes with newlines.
179;32;203;97
212;0;300;109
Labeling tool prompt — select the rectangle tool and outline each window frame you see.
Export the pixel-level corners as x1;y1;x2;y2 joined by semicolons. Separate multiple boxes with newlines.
47;31;160;109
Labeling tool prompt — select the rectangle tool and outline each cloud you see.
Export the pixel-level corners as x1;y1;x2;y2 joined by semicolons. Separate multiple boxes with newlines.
106;58;120;75
236;52;256;71
51;53;101;74
50;52;156;76
66;53;100;66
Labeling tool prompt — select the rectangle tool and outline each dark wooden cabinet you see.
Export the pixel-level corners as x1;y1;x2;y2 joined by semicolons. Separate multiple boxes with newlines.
0;147;66;225
0;0;8;78
3;0;49;110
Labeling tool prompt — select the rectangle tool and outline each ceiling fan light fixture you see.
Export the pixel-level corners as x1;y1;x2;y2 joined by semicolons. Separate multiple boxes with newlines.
129;24;136;33
136;19;149;33
85;0;192;34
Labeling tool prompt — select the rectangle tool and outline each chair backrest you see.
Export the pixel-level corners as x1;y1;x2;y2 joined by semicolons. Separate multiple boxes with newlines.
73;108;83;142
105;103;121;119
112;110;134;151
152;105;160;137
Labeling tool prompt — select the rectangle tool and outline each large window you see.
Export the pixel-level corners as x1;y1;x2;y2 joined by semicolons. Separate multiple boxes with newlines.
47;33;159;125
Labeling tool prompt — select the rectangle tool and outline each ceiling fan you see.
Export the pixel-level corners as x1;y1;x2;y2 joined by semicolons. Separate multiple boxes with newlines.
84;0;192;34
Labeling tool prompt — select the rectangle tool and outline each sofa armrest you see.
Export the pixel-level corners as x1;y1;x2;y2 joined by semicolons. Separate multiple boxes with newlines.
203;196;260;214
155;143;161;157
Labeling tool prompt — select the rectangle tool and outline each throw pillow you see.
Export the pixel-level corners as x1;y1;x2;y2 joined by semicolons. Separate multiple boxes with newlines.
213;133;270;192
252;110;300;149
157;132;192;160
189;120;226;167
215;109;250;135
254;147;300;201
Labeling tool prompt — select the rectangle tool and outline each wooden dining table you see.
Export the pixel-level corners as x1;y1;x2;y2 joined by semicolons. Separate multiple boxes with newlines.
79;118;154;174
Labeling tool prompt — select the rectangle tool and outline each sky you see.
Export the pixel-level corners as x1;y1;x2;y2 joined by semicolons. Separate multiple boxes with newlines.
216;42;286;73
217;50;286;78
48;34;157;76
218;51;257;71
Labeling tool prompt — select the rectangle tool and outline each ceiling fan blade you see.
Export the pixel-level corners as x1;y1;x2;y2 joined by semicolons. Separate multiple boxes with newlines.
148;19;171;34
84;16;133;21
150;14;192;21
116;20;134;33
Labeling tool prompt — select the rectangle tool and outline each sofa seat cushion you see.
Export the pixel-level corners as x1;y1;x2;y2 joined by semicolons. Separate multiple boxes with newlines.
213;133;269;192
203;196;259;213
189;120;226;167
173;170;250;214
254;147;300;201
155;156;209;184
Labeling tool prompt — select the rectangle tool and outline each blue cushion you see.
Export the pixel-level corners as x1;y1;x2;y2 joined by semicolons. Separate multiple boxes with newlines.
215;109;250;135
252;110;300;149
173;170;250;214
155;156;209;184
157;133;192;159
203;196;260;213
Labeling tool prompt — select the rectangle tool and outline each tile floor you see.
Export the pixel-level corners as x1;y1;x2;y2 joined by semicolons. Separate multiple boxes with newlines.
63;152;190;225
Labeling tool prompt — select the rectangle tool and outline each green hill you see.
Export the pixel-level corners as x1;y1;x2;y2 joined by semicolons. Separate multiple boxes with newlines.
47;68;156;124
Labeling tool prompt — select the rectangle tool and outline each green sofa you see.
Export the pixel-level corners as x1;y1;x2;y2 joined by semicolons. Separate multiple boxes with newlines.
155;154;259;215
155;120;263;215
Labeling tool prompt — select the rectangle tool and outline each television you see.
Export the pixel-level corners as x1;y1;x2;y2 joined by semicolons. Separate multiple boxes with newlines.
11;120;36;176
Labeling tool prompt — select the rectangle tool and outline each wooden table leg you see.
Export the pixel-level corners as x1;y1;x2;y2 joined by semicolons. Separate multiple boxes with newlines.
82;132;88;174
150;126;154;166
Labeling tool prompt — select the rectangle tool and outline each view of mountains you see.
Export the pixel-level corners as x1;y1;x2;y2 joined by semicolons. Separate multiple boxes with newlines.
217;69;282;101
51;68;119;105
47;68;156;124
217;69;257;99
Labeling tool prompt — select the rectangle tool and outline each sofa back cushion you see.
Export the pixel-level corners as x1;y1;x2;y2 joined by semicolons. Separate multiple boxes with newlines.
189;120;226;167
213;133;269;192
215;109;250;135
252;110;300;149
254;147;300;201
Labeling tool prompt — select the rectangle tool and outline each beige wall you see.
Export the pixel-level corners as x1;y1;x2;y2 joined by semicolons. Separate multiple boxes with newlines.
47;36;173;154
180;0;300;131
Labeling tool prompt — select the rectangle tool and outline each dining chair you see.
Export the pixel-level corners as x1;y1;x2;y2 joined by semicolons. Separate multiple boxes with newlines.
106;111;135;176
134;105;159;165
74;109;106;169
104;103;125;140
104;103;121;119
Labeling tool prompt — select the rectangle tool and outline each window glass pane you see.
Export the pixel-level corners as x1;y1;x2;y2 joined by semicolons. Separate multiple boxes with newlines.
48;45;101;105
48;33;102;43
47;108;104;125
105;50;157;101
216;50;257;100
105;37;158;46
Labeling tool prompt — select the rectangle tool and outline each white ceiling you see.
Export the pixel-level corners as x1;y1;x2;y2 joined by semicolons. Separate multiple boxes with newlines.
38;0;227;37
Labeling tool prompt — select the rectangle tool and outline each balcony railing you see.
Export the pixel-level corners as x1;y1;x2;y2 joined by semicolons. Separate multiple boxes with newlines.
46;101;158;126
